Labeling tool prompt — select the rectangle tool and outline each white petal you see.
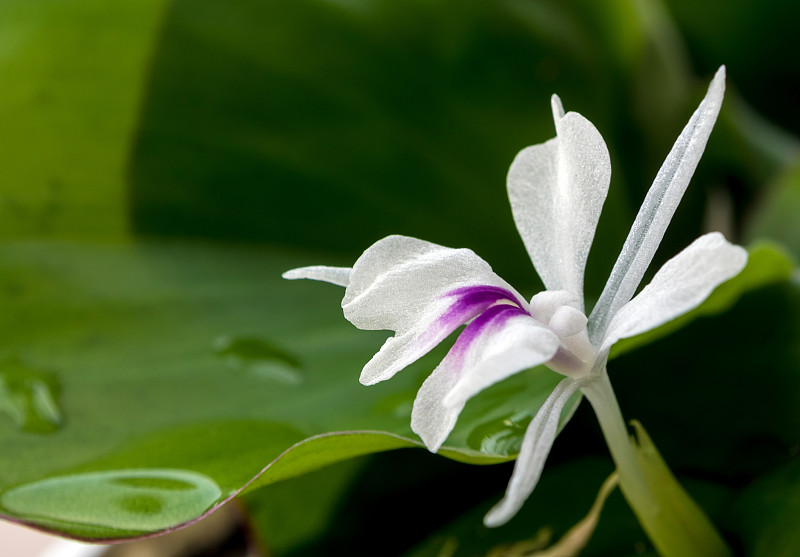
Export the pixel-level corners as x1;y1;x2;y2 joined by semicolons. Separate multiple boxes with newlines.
411;308;559;452
484;376;588;528
343;235;529;385
601;232;747;352
508;98;611;302
589;67;726;342
282;266;351;287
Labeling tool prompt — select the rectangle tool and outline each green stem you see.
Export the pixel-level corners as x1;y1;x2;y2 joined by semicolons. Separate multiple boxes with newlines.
582;370;731;557
582;372;650;496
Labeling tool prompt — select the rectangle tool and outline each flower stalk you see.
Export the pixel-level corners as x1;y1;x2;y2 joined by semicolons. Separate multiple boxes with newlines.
583;372;731;557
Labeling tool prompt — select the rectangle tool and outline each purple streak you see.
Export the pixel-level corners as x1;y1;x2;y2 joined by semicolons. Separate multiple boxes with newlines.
447;304;529;370
438;285;524;328
413;285;529;363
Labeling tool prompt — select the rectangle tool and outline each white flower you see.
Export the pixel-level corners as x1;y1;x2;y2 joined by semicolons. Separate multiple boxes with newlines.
284;67;746;528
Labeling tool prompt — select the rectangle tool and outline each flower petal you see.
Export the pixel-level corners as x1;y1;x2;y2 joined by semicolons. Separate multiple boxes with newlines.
589;67;726;342
508;95;611;302
411;306;560;452
601;232;747;352
342;235;529;385
282;266;351;287
484;376;588;528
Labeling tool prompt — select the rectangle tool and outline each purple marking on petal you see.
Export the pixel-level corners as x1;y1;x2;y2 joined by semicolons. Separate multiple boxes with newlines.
447;304;530;371
439;285;524;329
412;285;529;366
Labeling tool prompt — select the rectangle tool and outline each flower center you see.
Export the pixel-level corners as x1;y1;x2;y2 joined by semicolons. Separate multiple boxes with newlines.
529;291;596;378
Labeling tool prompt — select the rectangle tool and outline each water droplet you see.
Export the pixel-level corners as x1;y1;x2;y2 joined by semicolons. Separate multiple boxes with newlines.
1;468;222;534
466;411;533;457
214;336;303;386
0;358;63;434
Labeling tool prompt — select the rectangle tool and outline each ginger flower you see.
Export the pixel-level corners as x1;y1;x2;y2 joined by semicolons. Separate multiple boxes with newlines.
284;67;745;535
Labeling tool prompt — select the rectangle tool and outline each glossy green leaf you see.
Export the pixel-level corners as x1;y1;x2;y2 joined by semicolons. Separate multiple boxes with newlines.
0;0;167;240
0;241;570;541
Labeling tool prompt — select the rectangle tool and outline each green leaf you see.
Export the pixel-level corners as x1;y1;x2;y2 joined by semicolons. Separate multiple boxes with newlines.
0;241;570;540
610;242;795;359
0;0;168;240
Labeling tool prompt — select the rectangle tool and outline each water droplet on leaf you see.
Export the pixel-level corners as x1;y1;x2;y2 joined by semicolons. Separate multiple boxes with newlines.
1;468;222;534
214;336;303;386
466;411;532;457
0;358;63;434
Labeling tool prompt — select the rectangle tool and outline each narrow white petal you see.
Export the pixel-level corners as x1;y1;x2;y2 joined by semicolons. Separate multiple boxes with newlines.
551;94;565;120
282;265;352;287
601;232;747;351
508;103;611;302
589;67;726;342
484;376;588;527
411;311;559;452
342;235;528;385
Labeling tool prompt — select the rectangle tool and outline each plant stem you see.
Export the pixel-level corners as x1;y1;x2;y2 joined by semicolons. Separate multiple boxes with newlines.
581;369;731;557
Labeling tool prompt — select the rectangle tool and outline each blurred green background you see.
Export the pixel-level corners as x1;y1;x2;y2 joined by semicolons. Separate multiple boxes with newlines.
1;0;800;555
